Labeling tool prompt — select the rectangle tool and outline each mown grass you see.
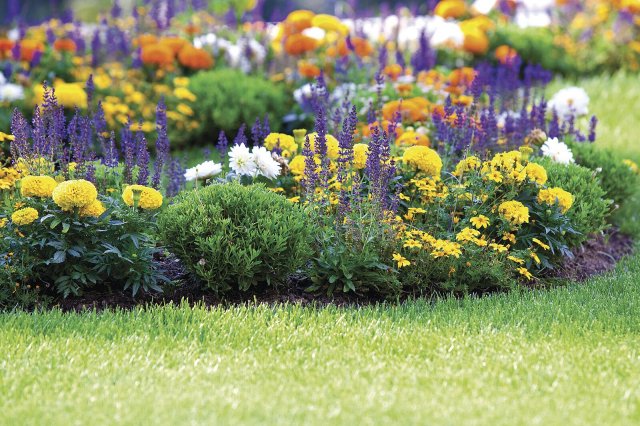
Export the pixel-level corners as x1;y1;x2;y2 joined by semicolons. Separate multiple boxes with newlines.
1;253;640;425
0;74;638;425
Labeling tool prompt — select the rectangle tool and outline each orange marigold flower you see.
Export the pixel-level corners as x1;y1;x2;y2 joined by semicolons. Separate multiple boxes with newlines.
53;38;77;53
335;37;374;57
381;99;427;122
383;64;404;81
18;40;44;62
134;34;158;47
177;45;214;70
298;61;321;78
448;67;476;87
284;34;318;56
495;45;518;64
159;37;189;55
0;38;14;58
141;43;175;67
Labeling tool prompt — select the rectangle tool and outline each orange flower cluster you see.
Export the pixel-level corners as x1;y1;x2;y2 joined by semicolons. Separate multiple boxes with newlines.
17;40;44;62
53;38;77;53
177;45;214;70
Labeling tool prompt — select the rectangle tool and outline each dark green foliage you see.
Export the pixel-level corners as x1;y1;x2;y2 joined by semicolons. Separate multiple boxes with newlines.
157;182;312;294
189;69;291;143
307;202;401;297
569;142;639;209
540;158;611;247
0;198;166;299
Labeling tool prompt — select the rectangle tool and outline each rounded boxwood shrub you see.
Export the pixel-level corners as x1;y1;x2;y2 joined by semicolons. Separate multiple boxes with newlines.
189;69;291;143
538;158;611;247
569;142;639;209
157;182;313;294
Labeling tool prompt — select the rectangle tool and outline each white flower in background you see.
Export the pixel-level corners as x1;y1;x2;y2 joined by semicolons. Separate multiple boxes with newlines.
293;83;315;106
497;110;521;128
541;137;575;165
228;143;257;176
430;18;464;48
0;83;25;102
252;146;281;179
472;0;498;15
548;87;590;119
184;160;222;181
515;0;554;28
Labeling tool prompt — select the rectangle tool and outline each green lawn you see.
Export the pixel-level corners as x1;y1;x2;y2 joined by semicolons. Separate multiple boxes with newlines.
1;73;639;425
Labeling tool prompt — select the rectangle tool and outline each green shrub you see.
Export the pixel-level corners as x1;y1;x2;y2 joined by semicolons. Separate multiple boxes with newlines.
1;197;166;298
540;158;611;247
189;69;291;142
307;200;401;297
569;142;639;210
157;182;312;293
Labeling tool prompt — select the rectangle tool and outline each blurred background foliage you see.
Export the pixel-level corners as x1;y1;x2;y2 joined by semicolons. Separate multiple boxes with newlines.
1;0;428;24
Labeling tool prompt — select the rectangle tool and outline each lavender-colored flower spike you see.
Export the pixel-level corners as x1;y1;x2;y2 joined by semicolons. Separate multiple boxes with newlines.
85;74;94;106
251;117;263;146
136;126;150;186
10;108;30;162
234;124;247;146
588;115;598;143
216;130;228;153
167;157;186;197
121;118;136;184
152;97;170;189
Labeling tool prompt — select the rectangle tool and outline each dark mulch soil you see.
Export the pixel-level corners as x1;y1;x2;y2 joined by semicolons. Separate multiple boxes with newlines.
54;229;635;312
547;228;634;281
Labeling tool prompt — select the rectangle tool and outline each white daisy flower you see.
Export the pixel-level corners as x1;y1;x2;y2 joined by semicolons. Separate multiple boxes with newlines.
228;143;257;176
541;137;575;165
184;160;222;181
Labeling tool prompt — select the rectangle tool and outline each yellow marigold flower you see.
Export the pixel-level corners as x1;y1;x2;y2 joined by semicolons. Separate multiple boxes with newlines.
79;199;106;218
530;251;541;265
517;267;534;280
431;239;462;259
489;243;508;253
287;196;300;203
498;200;529;225
486;170;503;183
537;187;573;213
393;253;411;268
456;226;481;243
353;143;369;170
0;132;15;142
453;156;481;176
524;163;548;185
307;133;340;160
508;255;525;265
532;238;550;251
20;175;58;198
122;185;163;210
11;207;39;226
502;233;516;244
623;159;639;175
288;155;306;176
403;239;422;249
264;133;298;153
176;103;194;116
470;215;490;229
173;77;190;87
52;179;98;211
402;146;443;177
0;218;7;228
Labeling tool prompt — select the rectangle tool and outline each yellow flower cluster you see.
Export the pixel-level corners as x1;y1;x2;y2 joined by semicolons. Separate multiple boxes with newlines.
79;199;106;218
11;207;39;226
122;185;163;210
537;187;574;213
52;179;98;211
498;200;530;226
264;133;298;157
623;159;639;174
307;133;340;159
453;155;481;177
0;167;22;190
20;175;58;198
524;163;548;185
402;146;443;177
352;144;369;170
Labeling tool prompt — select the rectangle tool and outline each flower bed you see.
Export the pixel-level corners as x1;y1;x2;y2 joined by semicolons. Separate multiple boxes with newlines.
0;1;638;310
